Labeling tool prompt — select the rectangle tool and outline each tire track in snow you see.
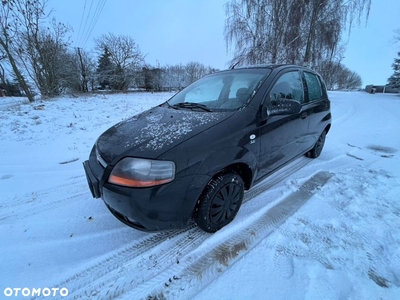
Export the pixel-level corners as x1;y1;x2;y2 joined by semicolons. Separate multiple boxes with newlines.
59;159;320;300
0;193;87;221
0;177;88;221
32;230;187;299
22;156;311;299
135;171;333;300
45;226;206;299
244;156;310;201
332;101;356;126
0;175;86;210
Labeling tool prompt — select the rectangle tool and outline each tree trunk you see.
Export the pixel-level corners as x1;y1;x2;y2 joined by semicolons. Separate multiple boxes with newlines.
0;38;35;102
303;5;319;65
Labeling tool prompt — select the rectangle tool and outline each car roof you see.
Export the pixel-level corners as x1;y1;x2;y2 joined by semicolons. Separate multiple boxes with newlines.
235;63;288;69
209;64;321;79
221;64;322;78
234;64;311;71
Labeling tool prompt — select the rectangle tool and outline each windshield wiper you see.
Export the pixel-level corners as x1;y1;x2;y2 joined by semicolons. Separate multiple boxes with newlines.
172;102;212;112
164;101;179;109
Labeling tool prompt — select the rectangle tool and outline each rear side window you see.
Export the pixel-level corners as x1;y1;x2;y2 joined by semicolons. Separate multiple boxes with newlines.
304;72;323;102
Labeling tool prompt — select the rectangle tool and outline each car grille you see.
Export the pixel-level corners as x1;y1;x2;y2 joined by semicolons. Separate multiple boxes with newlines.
106;204;147;230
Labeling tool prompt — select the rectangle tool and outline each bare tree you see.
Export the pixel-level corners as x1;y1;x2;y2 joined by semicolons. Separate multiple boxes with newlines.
59;48;96;93
225;0;273;66
21;19;72;96
341;70;362;90
161;64;187;90
1;0;73;98
0;49;7;89
95;33;144;91
302;0;371;65
0;0;35;101
82;50;97;92
225;0;371;67
316;60;362;90
185;62;207;84
315;60;342;90
159;63;217;90
71;47;96;92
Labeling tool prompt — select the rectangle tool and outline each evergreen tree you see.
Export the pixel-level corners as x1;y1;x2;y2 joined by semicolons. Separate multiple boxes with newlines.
388;52;400;88
96;47;114;89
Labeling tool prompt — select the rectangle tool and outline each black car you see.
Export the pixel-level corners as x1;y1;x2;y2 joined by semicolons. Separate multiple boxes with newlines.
83;64;331;233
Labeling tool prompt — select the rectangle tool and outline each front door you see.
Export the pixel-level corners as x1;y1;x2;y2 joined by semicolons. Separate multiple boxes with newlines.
257;70;309;178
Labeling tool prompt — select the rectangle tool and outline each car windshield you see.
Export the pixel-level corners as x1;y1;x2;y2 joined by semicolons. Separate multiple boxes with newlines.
167;69;271;111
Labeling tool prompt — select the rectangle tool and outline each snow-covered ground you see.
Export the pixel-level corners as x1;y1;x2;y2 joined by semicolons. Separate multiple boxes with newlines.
0;91;399;299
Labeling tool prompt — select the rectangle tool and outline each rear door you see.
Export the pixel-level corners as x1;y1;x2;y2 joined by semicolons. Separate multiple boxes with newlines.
301;71;330;149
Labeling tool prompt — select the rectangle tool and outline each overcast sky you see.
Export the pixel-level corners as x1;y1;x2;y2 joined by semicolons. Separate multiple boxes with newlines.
49;0;400;86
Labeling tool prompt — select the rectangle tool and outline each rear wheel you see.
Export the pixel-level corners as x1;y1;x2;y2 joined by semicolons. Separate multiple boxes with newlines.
194;171;244;233
307;130;326;158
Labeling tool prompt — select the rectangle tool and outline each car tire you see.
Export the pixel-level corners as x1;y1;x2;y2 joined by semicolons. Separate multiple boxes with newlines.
307;130;326;158
194;171;244;233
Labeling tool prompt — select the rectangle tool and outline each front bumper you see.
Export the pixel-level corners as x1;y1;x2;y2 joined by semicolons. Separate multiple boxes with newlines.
83;160;101;198
83;157;210;231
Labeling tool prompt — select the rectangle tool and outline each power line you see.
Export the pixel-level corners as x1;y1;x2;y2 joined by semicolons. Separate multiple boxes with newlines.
82;0;107;49
78;0;94;46
76;0;87;46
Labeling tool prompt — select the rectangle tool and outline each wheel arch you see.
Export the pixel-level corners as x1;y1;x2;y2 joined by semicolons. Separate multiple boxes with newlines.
219;162;253;190
325;123;331;135
195;146;257;191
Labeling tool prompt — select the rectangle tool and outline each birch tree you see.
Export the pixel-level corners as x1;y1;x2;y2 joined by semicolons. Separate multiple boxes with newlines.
225;0;371;67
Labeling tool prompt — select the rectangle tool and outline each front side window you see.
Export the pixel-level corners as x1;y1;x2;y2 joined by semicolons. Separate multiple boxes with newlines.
269;71;304;105
168;69;271;111
304;72;323;102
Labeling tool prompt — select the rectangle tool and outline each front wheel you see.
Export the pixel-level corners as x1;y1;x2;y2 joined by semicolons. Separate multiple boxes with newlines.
194;171;244;233
307;130;326;158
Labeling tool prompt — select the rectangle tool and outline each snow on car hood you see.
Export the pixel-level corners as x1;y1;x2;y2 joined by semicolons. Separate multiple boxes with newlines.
96;106;232;163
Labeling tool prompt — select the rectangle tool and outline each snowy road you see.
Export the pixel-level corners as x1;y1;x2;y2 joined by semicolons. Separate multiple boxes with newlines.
1;91;400;299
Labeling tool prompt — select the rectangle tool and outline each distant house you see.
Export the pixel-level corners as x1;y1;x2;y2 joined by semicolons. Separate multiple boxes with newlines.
365;85;399;94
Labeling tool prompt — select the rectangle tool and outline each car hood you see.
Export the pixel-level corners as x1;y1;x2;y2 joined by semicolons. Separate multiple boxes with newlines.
96;106;233;163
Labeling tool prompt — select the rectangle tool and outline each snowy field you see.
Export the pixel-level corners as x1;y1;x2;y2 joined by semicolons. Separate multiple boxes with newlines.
0;91;400;299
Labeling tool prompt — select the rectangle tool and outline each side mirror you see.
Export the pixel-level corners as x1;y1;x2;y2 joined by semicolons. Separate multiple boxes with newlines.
267;99;301;117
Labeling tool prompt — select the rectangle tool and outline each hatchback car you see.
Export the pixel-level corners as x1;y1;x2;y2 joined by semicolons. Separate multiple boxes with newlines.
83;64;331;233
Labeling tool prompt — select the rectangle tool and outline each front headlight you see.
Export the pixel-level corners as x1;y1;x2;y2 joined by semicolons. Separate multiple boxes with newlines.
108;157;175;187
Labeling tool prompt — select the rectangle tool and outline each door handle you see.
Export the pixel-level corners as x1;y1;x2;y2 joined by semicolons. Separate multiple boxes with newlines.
301;112;308;119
